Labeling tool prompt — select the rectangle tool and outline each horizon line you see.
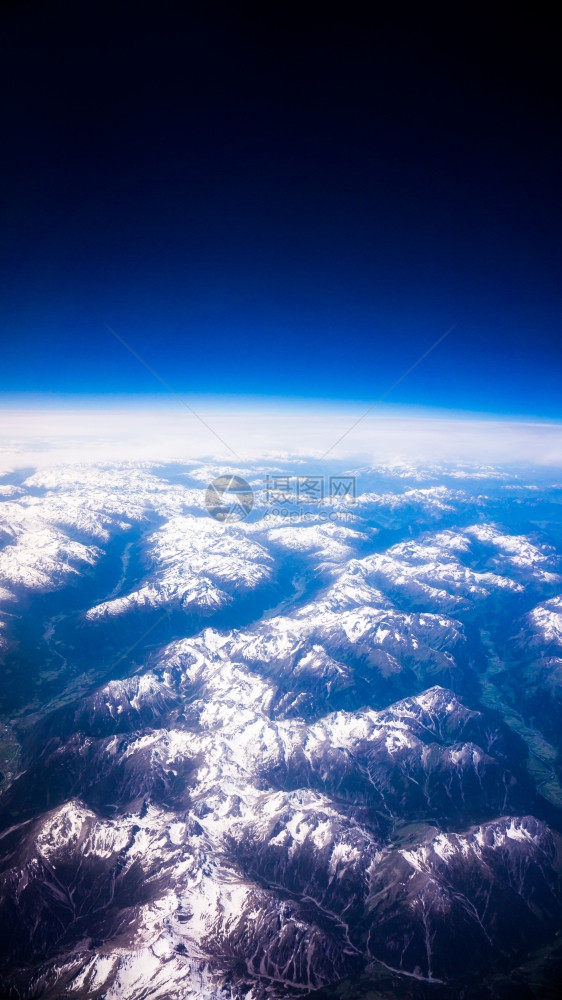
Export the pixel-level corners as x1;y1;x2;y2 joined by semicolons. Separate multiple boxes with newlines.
0;394;561;426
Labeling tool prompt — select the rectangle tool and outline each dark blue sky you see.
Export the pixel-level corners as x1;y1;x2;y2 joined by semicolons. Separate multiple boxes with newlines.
1;3;560;416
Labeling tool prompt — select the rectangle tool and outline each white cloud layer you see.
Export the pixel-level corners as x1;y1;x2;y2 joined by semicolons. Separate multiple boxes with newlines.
1;404;561;471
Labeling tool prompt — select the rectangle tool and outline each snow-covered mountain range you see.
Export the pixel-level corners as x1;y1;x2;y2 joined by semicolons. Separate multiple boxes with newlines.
1;459;562;999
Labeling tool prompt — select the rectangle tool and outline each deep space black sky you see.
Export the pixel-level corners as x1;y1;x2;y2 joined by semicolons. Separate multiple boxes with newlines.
1;3;560;414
